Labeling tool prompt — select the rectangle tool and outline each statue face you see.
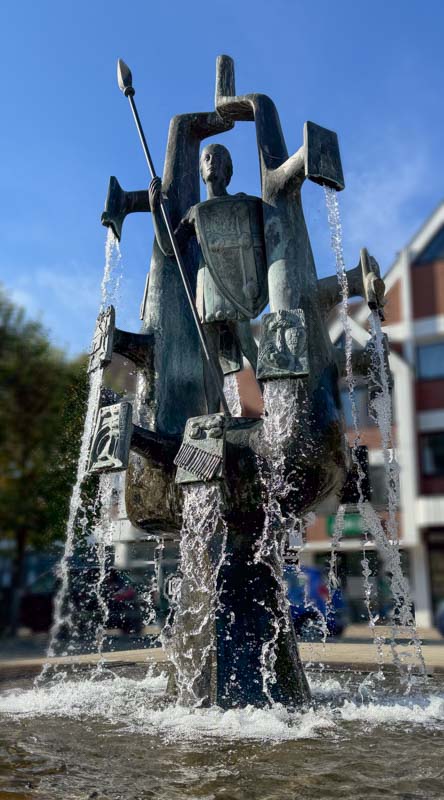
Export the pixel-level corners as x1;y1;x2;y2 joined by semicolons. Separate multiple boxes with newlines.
200;144;232;186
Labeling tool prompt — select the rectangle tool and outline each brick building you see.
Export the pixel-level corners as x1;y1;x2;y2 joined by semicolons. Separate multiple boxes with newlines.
237;201;444;627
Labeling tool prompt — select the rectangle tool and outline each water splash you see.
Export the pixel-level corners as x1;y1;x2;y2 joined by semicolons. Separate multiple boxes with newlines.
161;484;228;706
3;672;443;743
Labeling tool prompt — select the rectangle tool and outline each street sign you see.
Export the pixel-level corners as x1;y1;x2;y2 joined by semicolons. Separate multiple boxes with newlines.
327;513;364;538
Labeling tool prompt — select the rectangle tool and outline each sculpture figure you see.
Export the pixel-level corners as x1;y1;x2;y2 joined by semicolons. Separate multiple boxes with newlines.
89;56;388;709
148;143;263;413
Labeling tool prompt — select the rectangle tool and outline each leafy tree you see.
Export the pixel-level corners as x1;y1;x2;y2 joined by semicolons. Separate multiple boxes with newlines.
0;285;88;632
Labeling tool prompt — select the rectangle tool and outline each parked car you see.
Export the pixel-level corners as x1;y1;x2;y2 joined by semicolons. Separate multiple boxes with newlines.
435;600;444;637
284;564;348;638
19;570;56;632
20;565;144;634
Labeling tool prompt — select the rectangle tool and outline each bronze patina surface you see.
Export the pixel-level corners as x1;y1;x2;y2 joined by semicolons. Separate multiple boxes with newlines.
91;55;387;709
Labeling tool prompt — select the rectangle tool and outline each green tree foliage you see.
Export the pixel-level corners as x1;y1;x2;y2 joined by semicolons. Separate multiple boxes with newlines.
0;285;88;628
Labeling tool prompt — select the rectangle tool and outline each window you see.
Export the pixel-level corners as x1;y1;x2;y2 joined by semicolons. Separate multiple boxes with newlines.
417;341;444;380
340;387;374;428
413;225;444;265
369;464;388;508
420;432;444;477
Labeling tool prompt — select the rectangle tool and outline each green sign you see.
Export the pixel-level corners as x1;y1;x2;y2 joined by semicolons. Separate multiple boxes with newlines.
327;513;364;538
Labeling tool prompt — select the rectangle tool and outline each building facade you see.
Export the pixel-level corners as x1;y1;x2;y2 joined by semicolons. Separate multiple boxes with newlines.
310;202;444;626
237;201;444;627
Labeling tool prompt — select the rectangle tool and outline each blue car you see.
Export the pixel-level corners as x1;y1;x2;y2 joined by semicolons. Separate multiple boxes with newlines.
435;600;444;637
284;564;348;638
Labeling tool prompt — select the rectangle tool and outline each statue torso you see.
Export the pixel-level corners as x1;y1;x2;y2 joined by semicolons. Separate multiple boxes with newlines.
185;193;268;323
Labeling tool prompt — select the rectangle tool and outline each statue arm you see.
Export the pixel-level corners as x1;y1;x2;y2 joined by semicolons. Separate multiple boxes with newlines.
149;177;194;256
214;55;289;191
318;265;363;314
214;59;305;195
267;146;306;194
151;204;173;256
318;261;385;315
215;81;305;196
152;207;195;258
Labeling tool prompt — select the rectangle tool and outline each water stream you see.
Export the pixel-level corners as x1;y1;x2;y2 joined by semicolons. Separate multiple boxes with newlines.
324;187;424;677
90;473;114;666
160;483;228;706
366;309;425;674
257;381;310;699
41;230;123;670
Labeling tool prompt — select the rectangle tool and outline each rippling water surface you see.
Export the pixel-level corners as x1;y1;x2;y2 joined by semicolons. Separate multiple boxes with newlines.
0;669;443;800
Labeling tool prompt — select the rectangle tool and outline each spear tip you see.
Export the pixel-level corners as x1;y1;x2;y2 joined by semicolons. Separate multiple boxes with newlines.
117;59;135;97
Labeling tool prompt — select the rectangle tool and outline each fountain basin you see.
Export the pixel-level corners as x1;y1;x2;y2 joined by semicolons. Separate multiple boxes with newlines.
1;667;443;799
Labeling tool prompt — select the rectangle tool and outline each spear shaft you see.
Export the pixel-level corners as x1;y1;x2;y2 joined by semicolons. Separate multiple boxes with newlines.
117;59;230;417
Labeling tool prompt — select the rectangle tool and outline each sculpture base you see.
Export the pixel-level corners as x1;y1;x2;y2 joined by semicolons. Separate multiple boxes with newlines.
163;497;310;710
216;537;310;708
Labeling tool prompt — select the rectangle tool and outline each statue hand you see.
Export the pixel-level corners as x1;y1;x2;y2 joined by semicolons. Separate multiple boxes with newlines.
149;177;162;211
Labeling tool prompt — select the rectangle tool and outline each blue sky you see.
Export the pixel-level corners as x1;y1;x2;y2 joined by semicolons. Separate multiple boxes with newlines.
1;0;443;356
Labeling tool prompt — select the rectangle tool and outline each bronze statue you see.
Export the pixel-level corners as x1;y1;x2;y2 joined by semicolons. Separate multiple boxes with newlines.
149;142;265;413
89;55;388;709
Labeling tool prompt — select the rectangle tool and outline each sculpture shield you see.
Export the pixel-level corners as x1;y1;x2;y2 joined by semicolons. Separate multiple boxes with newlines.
194;195;268;319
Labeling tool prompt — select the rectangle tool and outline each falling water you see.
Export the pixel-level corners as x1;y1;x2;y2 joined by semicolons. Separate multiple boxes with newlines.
223;372;242;416
91;473;115;665
41;230;124;672
324;187;424;676
367;309;425;674
324;186;391;663
324;188;377;634
323;505;345;644
324;188;359;440
161;484;228;706
257;380;306;701
42;367;104;666
288;511;329;665
101;227;123;309
326;505;345;603
90;230;125;663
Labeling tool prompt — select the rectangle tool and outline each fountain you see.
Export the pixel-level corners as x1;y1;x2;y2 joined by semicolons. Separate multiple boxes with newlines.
80;55;395;708
2;53;444;800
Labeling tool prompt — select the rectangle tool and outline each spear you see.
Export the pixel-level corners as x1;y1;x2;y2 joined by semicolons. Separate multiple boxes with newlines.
117;59;231;417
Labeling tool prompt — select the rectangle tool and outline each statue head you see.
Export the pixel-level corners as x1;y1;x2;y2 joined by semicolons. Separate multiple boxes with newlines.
200;143;233;188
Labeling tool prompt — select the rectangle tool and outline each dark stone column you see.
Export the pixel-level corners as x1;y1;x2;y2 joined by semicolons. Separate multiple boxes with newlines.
216;513;310;708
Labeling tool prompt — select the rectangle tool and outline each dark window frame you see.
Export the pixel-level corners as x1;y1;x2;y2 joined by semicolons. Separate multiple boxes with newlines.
420;430;444;477
412;224;444;266
416;340;444;381
340;384;376;429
